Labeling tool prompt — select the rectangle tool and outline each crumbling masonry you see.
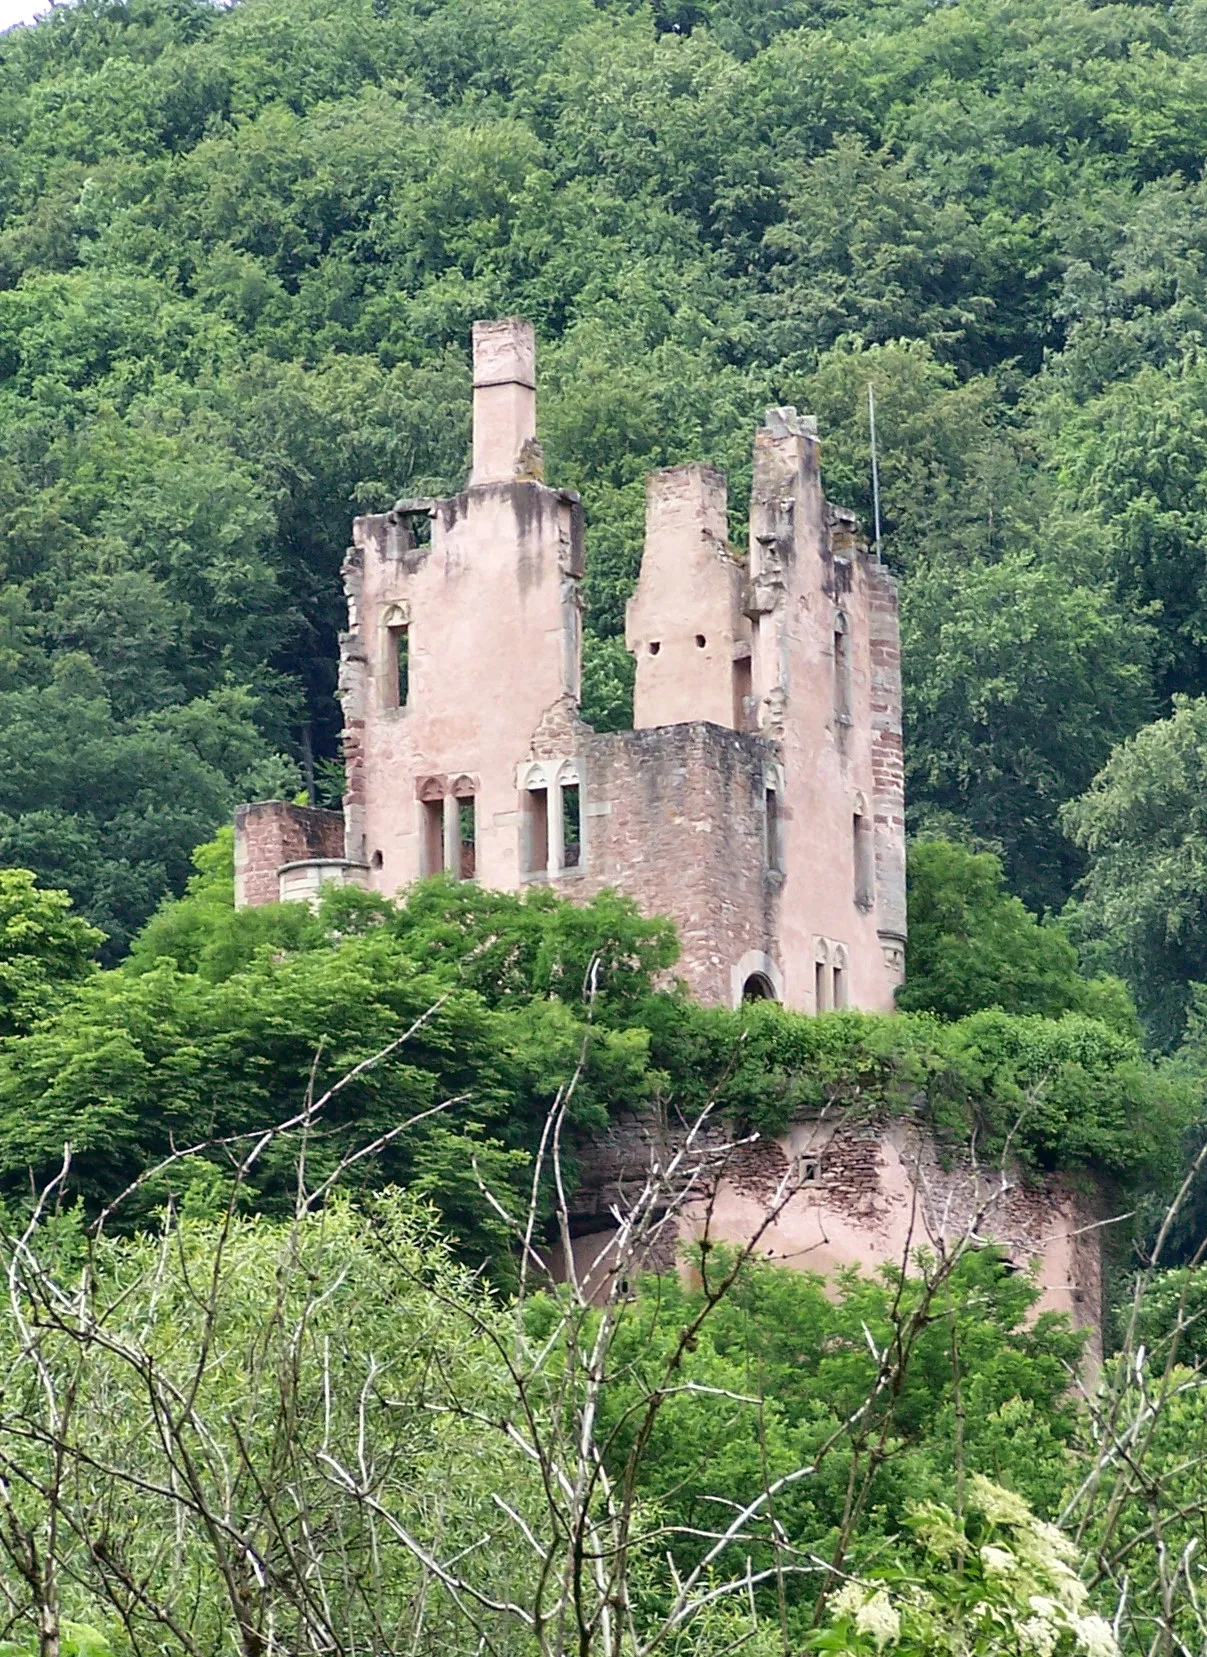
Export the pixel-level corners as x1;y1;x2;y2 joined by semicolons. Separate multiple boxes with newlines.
233;320;1101;1343
235;316;907;1013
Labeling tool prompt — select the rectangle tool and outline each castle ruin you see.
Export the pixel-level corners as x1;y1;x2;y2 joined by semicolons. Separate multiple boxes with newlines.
235;316;907;1012
233;319;1101;1344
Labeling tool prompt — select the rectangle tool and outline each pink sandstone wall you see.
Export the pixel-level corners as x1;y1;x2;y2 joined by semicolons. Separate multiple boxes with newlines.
236;321;905;1022
339;473;584;895
567;1110;1103;1357
579;723;778;1006
627;465;750;732
746;412;906;1014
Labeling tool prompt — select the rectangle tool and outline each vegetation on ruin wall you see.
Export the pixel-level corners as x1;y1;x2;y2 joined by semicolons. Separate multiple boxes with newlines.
7;0;1207;1019
0;846;1191;1256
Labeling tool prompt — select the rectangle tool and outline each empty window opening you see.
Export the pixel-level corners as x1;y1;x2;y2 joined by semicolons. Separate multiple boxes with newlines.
733;655;752;731
648;640;661;655
526;787;549;876
387;624;409;709
562;783;581;869
834;614;851;724
695;633;706;648
371;849;383;870
815;961;831;1013
458;797;476;880
421;798;444;875
801;1157;820;1184
765;788;782;872
833;964;847;1009
742;972;776;1002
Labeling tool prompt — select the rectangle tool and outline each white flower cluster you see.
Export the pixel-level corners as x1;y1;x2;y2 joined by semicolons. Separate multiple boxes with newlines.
828;1580;901;1650
822;1479;1120;1657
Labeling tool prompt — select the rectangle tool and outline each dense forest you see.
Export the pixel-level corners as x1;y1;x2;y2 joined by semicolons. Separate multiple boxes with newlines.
6;1;1207;1651
0;0;1205;1033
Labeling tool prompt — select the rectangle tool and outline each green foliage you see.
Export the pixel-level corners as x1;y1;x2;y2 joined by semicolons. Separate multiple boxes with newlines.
6;0;1207;933
808;1476;1119;1657
601;1251;1082;1620
0;1192;545;1657
1063;694;1207;1046
637;993;1191;1187
899;839;1139;1033
0;870;1187;1248
0;868;103;1036
1119;1265;1207;1369
0;877;673;1254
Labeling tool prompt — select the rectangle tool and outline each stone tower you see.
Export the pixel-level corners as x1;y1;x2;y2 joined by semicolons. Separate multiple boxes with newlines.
235;318;906;1014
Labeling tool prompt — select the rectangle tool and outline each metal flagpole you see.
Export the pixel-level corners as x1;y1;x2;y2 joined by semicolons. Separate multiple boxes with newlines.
868;382;883;563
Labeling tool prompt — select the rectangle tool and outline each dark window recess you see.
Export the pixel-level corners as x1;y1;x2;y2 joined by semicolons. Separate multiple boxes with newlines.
765;788;781;871
458;797;476;880
422;798;444;875
562;784;581;868
733;655;752;730
388;625;409;709
527;787;549;874
371;849;383;870
833;964;846;1009
696;633;706;648
742;972;776;1002
648;640;661;655
815;961;828;1012
801;1157;820;1184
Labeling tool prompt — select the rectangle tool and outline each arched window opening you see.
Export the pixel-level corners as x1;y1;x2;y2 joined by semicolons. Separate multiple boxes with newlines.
742;972;777;1002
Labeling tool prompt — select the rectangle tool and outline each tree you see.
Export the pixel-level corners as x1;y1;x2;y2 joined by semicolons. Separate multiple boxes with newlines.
903;552;1152;913
898;838;1137;1032
1062;694;1207;1047
0;869;103;1037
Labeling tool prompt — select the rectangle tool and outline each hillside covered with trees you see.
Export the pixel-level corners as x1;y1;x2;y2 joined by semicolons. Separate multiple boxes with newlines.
0;0;1204;1029
6;2;1207;1649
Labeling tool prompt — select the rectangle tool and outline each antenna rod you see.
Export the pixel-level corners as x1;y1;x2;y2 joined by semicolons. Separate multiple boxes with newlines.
868;382;883;564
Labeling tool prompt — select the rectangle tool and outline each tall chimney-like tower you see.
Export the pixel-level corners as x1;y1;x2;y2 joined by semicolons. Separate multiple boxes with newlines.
470;317;538;486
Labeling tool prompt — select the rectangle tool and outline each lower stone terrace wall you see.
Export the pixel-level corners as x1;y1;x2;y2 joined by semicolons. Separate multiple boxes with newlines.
567;1109;1104;1360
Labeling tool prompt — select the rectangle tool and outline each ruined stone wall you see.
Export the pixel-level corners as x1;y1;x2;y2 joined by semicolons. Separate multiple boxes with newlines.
578;722;780;1006
233;803;346;908
233;322;905;1026
747;412;904;1013
342;476;585;894
626;465;750;731
568;1109;1103;1355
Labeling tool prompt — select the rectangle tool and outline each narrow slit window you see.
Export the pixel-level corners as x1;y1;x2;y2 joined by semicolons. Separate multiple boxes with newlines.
526;787;549;876
458;797;476;880
833;964;847;1009
815;961;830;1013
853;812;874;909
388;624;409;709
421;798;444;875
733;656;752;731
562;783;581;869
765;788;781;872
834;614;851;723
